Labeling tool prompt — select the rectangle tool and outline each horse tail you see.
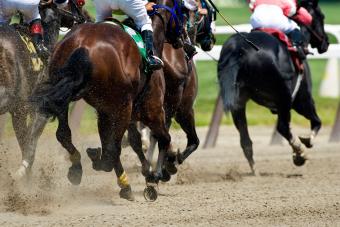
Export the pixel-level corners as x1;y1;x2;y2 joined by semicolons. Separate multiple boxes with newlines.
218;45;241;112
31;47;92;118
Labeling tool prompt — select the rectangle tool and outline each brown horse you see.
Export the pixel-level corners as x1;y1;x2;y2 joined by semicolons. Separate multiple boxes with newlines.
31;0;184;201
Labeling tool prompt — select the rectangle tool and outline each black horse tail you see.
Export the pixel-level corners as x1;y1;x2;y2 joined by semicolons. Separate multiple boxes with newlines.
31;47;92;118
218;46;241;112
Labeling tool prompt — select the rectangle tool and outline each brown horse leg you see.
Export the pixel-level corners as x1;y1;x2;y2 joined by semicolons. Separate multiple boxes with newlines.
96;109;134;201
127;122;150;177
56;107;82;185
173;108;200;165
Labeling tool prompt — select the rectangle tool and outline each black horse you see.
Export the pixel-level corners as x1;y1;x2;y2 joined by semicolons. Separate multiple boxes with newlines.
218;0;329;174
0;0;89;179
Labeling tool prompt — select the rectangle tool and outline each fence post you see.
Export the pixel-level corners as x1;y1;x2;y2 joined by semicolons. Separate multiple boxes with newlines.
0;114;7;140
270;121;284;145
203;94;224;148
330;100;340;142
69;99;86;139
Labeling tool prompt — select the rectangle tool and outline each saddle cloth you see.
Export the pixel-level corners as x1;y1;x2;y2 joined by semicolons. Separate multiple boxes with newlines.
255;28;303;73
17;31;44;72
103;20;146;60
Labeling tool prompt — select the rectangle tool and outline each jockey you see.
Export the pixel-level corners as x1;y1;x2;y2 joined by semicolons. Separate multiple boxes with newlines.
0;0;49;59
92;0;163;71
248;0;313;59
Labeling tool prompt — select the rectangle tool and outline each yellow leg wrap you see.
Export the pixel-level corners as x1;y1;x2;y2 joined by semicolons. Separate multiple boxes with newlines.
118;171;129;188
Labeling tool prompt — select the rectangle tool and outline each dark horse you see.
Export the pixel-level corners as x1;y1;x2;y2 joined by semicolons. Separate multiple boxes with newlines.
0;0;87;179
218;0;329;174
31;0;184;201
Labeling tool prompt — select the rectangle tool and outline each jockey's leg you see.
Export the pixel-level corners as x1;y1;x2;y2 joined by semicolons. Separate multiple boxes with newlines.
118;0;163;70
29;19;50;59
16;0;49;59
182;1;198;59
287;28;307;60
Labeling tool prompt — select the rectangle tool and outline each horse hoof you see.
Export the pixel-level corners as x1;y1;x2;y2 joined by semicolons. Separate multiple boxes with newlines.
165;162;177;175
119;186;135;201
293;154;307;166
298;136;313;148
160;168;171;182
67;163;83;185
86;147;101;162
143;186;158;202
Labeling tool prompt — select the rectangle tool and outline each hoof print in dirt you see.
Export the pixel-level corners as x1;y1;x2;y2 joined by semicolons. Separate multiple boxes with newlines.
144;186;158;202
67;163;83;185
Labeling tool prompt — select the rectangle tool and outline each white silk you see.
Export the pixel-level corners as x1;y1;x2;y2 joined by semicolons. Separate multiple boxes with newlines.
93;0;152;31
250;4;298;33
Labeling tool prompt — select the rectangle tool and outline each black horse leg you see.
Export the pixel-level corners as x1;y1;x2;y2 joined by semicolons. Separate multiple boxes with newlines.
127;122;150;177
293;88;322;148
276;105;307;166
231;107;256;174
97;110;134;201
56;107;82;185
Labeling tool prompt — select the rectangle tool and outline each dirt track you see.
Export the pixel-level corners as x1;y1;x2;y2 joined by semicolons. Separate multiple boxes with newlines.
0;126;339;226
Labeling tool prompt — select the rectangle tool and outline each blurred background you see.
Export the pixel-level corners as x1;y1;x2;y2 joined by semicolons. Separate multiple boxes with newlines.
1;0;340;136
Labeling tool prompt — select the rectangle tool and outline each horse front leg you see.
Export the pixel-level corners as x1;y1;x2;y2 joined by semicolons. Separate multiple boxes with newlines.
56;107;82;185
276;106;307;166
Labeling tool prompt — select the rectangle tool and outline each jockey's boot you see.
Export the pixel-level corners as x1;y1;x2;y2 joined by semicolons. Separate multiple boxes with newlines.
29;19;49;60
141;30;164;71
288;28;307;61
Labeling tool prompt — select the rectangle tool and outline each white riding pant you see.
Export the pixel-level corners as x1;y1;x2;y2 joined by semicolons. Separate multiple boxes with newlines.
93;0;152;31
250;4;299;33
183;0;197;11
0;0;40;24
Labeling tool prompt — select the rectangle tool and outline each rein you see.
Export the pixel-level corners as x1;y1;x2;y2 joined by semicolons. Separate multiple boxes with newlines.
305;25;324;43
148;0;183;37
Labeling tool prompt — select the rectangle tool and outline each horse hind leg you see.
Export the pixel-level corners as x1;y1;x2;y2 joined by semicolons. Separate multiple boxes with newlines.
231;107;256;175
56;107;82;185
95;109;134;201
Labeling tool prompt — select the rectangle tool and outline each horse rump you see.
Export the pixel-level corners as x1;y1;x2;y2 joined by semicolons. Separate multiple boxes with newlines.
30;47;92;117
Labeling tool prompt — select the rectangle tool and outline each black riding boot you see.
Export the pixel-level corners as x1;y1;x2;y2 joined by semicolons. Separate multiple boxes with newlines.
141;30;163;71
30;19;49;60
183;11;197;59
288;28;307;60
183;34;197;60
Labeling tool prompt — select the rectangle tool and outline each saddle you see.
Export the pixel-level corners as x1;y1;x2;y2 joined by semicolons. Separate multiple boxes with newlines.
255;28;303;73
12;24;44;72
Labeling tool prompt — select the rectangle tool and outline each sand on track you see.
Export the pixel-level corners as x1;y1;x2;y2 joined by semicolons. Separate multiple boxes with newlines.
0;126;339;226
